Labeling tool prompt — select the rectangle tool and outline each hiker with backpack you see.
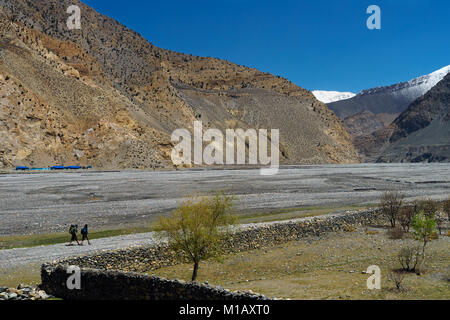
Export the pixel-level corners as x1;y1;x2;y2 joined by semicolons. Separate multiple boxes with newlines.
68;224;80;246
80;224;91;246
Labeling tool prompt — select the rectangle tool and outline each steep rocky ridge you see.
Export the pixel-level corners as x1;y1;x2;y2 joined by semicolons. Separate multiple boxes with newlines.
326;66;449;161
358;73;450;163
0;0;358;168
328;65;450;120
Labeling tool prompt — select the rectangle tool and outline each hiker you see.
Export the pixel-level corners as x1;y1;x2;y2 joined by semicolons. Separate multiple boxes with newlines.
68;225;80;246
80;224;91;245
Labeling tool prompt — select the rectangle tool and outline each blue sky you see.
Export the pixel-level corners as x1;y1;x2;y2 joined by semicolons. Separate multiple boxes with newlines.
83;0;449;93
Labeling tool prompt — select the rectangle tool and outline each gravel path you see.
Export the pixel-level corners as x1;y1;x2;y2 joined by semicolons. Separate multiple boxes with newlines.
0;232;161;271
1;163;449;280
1;163;449;236
0;210;355;272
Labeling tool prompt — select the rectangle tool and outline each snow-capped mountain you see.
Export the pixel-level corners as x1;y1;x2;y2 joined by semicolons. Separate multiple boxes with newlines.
312;90;356;104
327;65;450;119
368;72;450;163
358;65;450;100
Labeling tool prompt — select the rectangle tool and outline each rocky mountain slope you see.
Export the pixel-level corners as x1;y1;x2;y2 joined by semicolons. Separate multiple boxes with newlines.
327;66;450;147
322;65;449;161
328;65;450;120
357;73;450;163
0;0;358;169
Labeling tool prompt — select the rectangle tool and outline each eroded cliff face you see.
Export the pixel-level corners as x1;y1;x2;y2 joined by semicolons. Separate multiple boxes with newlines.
0;0;359;169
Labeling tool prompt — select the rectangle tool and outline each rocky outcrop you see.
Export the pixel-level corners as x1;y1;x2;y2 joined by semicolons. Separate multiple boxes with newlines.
0;0;359;168
343;111;398;138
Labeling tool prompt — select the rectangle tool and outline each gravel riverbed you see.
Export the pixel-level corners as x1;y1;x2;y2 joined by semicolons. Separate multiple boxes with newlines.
1;163;449;236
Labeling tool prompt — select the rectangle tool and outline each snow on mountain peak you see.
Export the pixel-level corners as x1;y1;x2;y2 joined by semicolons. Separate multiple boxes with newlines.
315;65;450;104
407;65;450;88
359;65;450;97
312;91;356;104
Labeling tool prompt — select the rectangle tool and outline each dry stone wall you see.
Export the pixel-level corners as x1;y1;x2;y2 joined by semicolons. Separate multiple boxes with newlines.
41;209;385;300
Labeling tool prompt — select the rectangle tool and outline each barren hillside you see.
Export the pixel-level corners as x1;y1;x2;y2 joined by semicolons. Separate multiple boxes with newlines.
356;73;450;163
0;0;358;169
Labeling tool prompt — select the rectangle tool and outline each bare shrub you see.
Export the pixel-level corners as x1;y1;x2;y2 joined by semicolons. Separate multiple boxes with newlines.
398;246;421;272
443;197;450;221
388;270;407;291
380;190;404;228
436;213;445;235
387;227;405;240
418;198;438;219
398;205;416;233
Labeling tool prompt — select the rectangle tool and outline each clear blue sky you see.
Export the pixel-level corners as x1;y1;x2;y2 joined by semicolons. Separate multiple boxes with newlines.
83;0;449;93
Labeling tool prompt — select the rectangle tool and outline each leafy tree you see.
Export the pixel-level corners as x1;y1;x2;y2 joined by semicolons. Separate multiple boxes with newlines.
380;190;404;228
156;192;237;282
411;211;437;274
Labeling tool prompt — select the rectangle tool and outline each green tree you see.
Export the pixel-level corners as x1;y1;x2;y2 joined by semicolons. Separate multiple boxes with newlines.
156;192;237;282
411;211;437;274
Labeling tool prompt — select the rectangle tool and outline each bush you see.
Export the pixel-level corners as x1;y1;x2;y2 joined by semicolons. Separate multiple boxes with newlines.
398;246;421;272
418;199;438;219
443;197;450;221
387;227;405;240
436;213;445;235
398;205;416;233
380;190;404;228
388;270;407;291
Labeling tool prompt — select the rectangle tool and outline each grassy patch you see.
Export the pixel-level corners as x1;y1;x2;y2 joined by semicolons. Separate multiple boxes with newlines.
238;204;373;224
151;229;450;300
0;225;156;250
0;205;374;250
0;263;42;287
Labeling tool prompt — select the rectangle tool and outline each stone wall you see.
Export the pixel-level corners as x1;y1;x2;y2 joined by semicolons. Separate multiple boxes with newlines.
40;264;269;301
60;208;385;273
41;208;386;300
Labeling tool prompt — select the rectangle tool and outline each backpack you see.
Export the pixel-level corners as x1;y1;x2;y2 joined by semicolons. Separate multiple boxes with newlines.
69;225;77;234
81;227;87;235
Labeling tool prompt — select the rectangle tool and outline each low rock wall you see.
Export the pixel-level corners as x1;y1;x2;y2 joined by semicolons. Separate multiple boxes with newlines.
42;209;385;300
